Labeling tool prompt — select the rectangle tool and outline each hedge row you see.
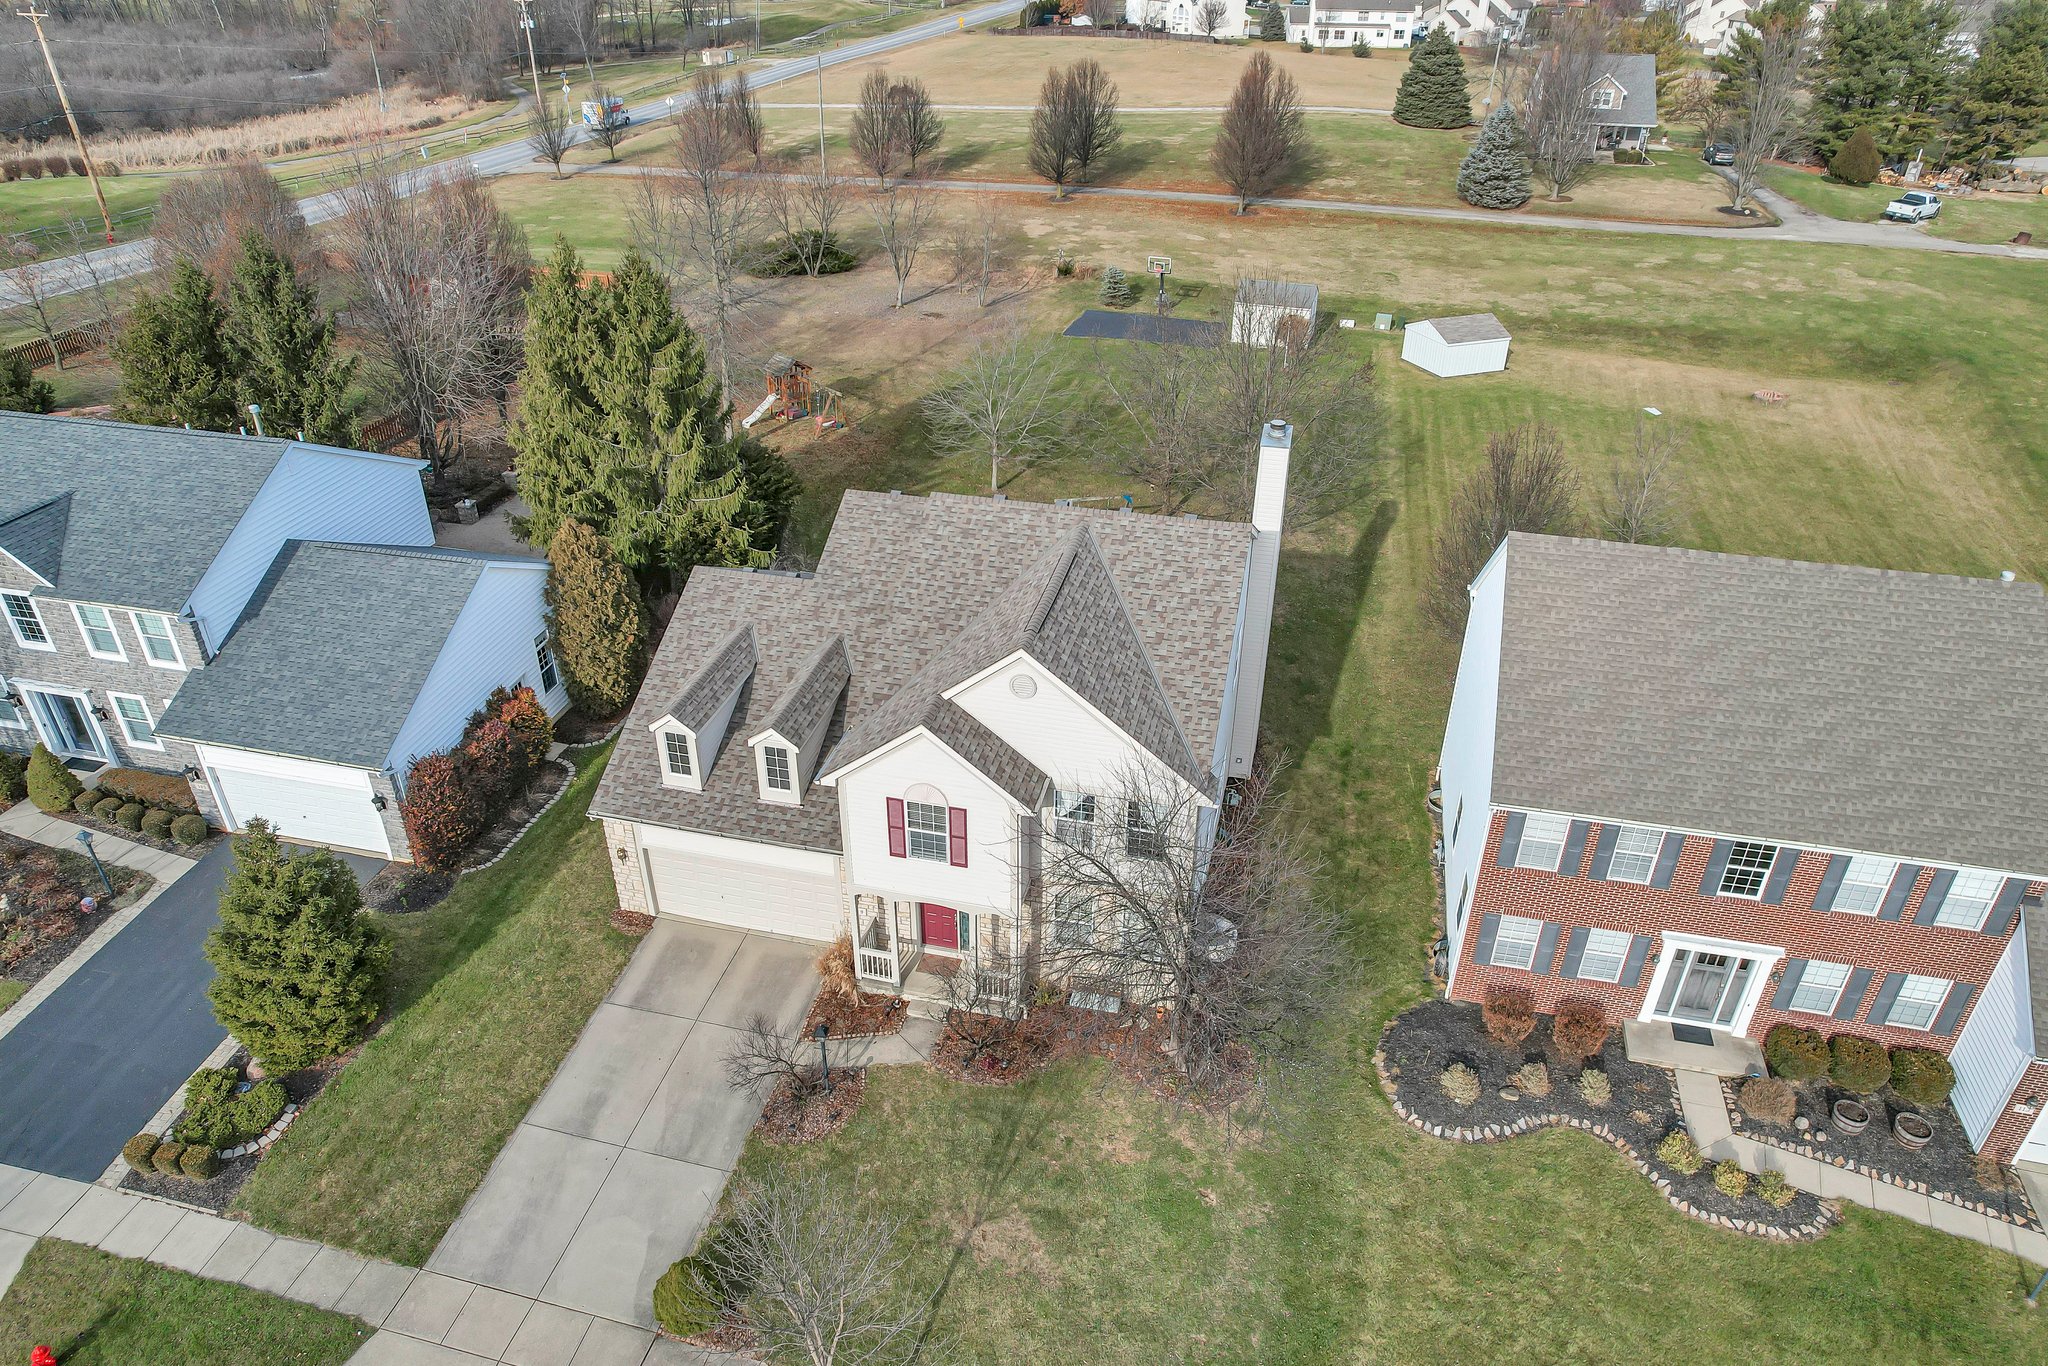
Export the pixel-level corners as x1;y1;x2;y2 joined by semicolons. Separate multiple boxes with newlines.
400;685;554;872
72;787;207;845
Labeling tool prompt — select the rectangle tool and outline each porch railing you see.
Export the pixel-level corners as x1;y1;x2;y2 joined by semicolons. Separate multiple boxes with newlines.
855;912;899;986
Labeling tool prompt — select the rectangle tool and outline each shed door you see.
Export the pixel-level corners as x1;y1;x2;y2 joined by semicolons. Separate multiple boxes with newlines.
209;761;391;858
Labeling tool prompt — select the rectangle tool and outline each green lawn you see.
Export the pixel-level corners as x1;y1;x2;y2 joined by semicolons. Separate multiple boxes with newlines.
0;980;25;1011
1763;166;2048;244
0;1239;366;1365
0;172;168;246
232;746;636;1264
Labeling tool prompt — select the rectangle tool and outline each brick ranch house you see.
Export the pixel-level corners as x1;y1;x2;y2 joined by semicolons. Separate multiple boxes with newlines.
1439;533;2048;1165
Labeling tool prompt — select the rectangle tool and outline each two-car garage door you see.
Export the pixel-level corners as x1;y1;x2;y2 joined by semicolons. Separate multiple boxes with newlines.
198;745;392;859
638;827;842;942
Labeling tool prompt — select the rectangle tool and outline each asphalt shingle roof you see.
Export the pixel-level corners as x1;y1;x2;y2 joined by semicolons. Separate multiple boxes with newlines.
2026;901;2048;1054
158;542;535;769
1424;312;1510;344
0;413;296;612
756;636;851;746
1237;279;1321;313
662;625;757;731
1593;53;1658;130
1490;533;2048;876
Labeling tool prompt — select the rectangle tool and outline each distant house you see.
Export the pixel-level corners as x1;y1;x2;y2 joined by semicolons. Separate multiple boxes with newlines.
1401;313;1510;376
1419;0;1533;45
1284;0;1421;47
1680;0;1760;55
1231;279;1319;350
1589;53;1658;152
1126;0;1249;37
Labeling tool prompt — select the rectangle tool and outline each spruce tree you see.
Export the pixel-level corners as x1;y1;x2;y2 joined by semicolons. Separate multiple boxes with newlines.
204;822;387;1073
1457;104;1533;208
0;351;54;413
544;519;649;716
223;232;360;447
1394;27;1473;129
1259;5;1286;40
112;261;235;430
1098;265;1135;307
1828;127;1883;184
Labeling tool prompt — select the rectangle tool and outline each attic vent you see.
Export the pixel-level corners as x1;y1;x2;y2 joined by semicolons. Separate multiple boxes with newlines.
1008;674;1038;700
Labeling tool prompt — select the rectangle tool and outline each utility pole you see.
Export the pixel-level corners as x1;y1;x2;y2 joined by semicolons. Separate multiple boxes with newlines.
816;54;826;177
513;0;546;102
17;6;114;245
368;5;390;115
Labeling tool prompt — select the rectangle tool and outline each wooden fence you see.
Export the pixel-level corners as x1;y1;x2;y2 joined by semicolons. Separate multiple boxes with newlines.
2;317;114;371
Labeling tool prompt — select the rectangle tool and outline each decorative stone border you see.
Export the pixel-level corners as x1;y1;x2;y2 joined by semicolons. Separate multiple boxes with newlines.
1716;1078;2040;1230
218;1100;303;1160
462;756;577;874
1372;1026;1839;1243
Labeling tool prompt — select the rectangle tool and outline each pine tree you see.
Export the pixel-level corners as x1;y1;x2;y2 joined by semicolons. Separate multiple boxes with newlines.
1098;265;1135;307
223;232;360;447
544;519;649;716
203;822;387;1073
112;260;235;430
1394;26;1473;129
1952;0;2048;163
1260;4;1286;40
0;351;54;413
1457;104;1532;208
1828;127;1883;183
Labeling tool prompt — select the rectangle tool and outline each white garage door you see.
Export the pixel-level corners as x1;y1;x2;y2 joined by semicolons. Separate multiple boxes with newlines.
207;758;392;858
644;844;841;942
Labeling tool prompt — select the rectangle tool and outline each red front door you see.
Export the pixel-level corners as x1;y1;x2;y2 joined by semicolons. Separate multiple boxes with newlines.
920;902;959;950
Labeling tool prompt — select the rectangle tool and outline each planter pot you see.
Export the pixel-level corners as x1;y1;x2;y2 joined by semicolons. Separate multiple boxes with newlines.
1831;1098;1870;1136
1893;1111;1934;1151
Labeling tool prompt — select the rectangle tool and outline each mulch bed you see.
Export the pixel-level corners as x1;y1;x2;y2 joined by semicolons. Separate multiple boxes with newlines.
1726;1078;2040;1228
757;1070;868;1146
1379;998;1833;1240
117;1052;343;1213
1;831;152;994
926;1000;1256;1110
553;706;627;747
804;990;907;1040
455;762;570;871
678;1315;757;1355
50;806;225;856
364;866;455;916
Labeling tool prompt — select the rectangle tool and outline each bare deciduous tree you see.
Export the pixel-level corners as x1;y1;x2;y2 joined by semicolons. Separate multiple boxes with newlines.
1664;70;1725;144
150;157;312;287
720;1012;824;1098
1197;0;1229;39
850;69;900;185
329;151;530;476
850;69;946;185
707;1173;934;1366
864;181;941;309
528;95;578;178
921;322;1069;494
1426;423;1582;637
765;158;853;278
1725;14;1807;213
1599;416;1684;544
1098;337;1227;515
1519;17;1608;200
61;219;122;338
1211;49;1309;213
934;951;1023;1069
585;84;631;163
1;237;65;371
947;193;1019;307
889;77;944;176
1027;58;1123;198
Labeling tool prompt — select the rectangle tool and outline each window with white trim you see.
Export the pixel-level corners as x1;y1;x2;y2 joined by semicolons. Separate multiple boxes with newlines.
129;611;185;668
1885;974;1950;1031
1832;855;1895;915
905;800;949;861
1053;890;1094;949
1934;869;2002;930
1490;914;1544;970
1591;85;1617;109
3;593;52;650
1124;801;1165;859
72;604;125;660
534;632;559;694
763;746;792;792
0;690;24;729
1788;961;1851;1015
1054;790;1096;850
1605;825;1663;883
1576;927;1631;982
1515;813;1570;871
109;693;161;750
1718;841;1778;898
663;731;693;779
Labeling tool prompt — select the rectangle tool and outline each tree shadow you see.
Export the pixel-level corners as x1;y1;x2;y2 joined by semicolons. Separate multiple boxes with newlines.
1262;498;1399;762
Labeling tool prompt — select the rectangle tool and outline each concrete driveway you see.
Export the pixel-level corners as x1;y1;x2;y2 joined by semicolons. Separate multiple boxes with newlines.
426;921;819;1331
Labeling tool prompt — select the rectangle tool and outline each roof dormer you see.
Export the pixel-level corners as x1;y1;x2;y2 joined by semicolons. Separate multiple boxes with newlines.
746;636;850;805
650;624;755;792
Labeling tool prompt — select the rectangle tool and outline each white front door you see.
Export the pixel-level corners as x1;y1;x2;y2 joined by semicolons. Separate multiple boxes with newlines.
22;685;108;762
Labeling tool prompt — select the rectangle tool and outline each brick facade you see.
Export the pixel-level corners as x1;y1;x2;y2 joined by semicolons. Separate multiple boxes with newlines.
1980;1060;2048;1164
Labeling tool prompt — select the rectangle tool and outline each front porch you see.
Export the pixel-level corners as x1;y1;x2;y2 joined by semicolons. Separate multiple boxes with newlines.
850;893;1023;1014
1622;1019;1767;1078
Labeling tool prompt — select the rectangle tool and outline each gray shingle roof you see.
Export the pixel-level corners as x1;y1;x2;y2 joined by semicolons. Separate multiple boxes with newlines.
1424;312;1510;344
1237;279;1320;313
0;413;296;611
1490;533;2048;876
158;541;538;769
2026;900;2048;1054
592;493;1252;852
1593;53;1658;130
756;635;851;745
661;625;757;731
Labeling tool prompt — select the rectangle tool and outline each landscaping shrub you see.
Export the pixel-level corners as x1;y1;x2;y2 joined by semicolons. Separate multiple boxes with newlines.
1098;265;1135;308
1439;1062;1480;1105
1763;1023;1830;1080
1456;103;1532;210
1656;1130;1704;1175
177;1066;287;1148
0;751;25;803
817;933;861;1005
1738;1076;1797;1126
1352;38;1368;56
1577;1068;1611;1106
652;1255;723;1337
1549;999;1609;1060
151;1140;187;1174
1481;983;1536;1047
1514;1060;1552;1097
1829;127;1882;186
121;1132;160;1172
544;520;648;716
171;813;209;845
401;751;488;873
97;768;198;813
1393;25;1472;128
1612;148;1649;165
73;789;101;815
756;231;858;277
142;809;174;841
1828;1034;1891;1092
180;1144;220;1179
26;744;82;814
1299;38;1312;51
1758;1170;1796;1208
1714;1161;1750;1199
94;796;124;824
404;685;556;872
1259;4;1285;39
1890;1049;1956;1107
115;802;145;832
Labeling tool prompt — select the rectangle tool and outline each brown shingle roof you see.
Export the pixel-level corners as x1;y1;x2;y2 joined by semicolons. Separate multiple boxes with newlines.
661;625;756;731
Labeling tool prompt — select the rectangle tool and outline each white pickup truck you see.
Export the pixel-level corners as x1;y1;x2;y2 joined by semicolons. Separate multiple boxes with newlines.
1883;190;1942;223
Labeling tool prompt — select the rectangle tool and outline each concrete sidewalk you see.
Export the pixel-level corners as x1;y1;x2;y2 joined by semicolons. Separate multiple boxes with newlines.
0;800;197;885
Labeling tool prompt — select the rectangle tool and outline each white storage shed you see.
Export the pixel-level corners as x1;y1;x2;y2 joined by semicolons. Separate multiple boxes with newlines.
1401;313;1511;377
1231;279;1320;351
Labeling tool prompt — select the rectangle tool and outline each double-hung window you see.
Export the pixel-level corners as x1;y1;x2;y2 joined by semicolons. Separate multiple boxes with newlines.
1832;855;1895;914
1934;869;2002;930
663;732;693;779
1788;961;1851;1015
763;746;793;793
1718;841;1778;898
129;611;185;668
1592;86;1617;110
1054;790;1096;850
1490;914;1545;970
904;800;950;861
3;593;52;650
1885;975;1950;1031
0;690;24;730
1514;813;1569;871
1605;825;1663;883
534;632;559;694
1124;801;1165;859
72;604;125;660
1052;891;1094;950
1575;927;1632;982
109;693;161;750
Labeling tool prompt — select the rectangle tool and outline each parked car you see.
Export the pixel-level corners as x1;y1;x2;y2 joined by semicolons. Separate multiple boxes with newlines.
1884;190;1942;222
1702;143;1735;166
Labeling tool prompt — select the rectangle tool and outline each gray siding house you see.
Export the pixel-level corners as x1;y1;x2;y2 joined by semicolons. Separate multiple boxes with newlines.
1590;53;1658;152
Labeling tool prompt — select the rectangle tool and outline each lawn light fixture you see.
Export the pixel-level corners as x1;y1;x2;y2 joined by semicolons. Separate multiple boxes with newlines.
816;1022;832;1093
371;794;388;811
74;829;114;898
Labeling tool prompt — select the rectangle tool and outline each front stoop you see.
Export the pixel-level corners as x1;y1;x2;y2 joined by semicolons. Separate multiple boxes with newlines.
1622;1019;1767;1078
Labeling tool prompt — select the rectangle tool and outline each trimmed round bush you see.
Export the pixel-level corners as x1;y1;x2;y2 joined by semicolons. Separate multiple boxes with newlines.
1656;1129;1704;1175
1514;1060;1552;1097
142;808;174;841
1440;1062;1480;1105
1550;999;1610;1060
94;796;124;823
121;1132;160;1172
1758;1169;1796;1209
1738;1076;1797;1126
1828;1034;1891;1092
26;744;83;813
179;1144;219;1180
170;814;208;846
1482;983;1536;1047
1890;1048;1956;1107
151;1139;187;1175
1577;1068;1611;1106
1829;127;1882;186
652;1256;722;1338
1764;1024;1830;1080
1713;1161;1750;1199
178;1069;287;1148
115;802;144;832
73;789;102;815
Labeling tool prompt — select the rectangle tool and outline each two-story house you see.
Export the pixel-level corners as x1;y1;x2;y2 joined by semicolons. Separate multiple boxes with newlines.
591;422;1294;1004
1439;533;2048;1163
1;413;567;860
1285;0;1421;47
1126;0;1249;38
1587;53;1657;152
1417;0;1531;46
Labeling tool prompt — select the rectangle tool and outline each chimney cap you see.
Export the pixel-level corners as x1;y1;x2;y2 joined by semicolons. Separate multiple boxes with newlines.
2001;570;2017;583
1264;418;1290;439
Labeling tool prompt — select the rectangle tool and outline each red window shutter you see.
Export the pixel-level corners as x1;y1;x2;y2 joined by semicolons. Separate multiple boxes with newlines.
948;806;968;867
886;798;906;858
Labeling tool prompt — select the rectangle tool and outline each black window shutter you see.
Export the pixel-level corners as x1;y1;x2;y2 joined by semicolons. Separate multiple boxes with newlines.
1769;959;1809;1011
1649;834;1683;889
1868;972;1906;1024
1698;840;1733;897
1985;879;2026;937
1558;927;1589;979
1878;866;1922;921
1620;935;1651;986
1811;854;1848;912
1560;821;1591;877
1912;869;1957;926
1473;913;1501;966
1834;967;1873;1021
1932;983;1975;1035
1761;848;1799;905
1530;922;1562;976
1496;812;1527;869
1587;825;1620;881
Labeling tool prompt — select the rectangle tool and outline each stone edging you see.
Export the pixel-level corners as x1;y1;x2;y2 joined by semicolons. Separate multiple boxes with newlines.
219;1100;305;1160
462;756;577;874
1371;1025;1838;1243
1716;1077;2040;1230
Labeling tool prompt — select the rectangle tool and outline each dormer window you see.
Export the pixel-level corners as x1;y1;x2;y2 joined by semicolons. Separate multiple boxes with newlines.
1591;85;1617;110
764;746;792;792
664;732;694;780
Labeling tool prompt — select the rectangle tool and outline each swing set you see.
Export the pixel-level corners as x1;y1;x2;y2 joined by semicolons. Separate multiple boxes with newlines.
741;355;845;433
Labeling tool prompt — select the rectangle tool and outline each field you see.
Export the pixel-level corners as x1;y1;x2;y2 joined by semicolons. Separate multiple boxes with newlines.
1764;165;2048;245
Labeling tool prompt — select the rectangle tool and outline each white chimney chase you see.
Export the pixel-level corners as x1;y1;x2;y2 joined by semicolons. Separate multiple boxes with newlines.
1228;419;1291;776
